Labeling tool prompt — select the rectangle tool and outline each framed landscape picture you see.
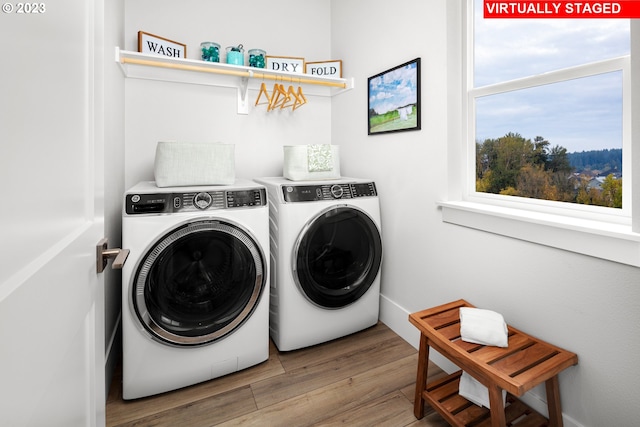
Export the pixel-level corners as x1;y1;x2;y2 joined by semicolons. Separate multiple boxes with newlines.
367;58;421;135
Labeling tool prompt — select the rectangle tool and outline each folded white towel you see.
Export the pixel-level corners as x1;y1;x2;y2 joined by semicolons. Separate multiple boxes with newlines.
459;307;508;347
459;371;506;408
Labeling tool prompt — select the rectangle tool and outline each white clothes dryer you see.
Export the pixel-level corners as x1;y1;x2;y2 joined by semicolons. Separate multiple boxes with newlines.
121;180;269;399
254;177;382;351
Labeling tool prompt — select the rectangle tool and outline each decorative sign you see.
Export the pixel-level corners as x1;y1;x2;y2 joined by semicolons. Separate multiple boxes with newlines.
265;56;305;74
138;31;187;59
305;60;342;78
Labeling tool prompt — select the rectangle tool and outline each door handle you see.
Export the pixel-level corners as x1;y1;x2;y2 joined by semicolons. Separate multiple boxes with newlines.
96;238;130;273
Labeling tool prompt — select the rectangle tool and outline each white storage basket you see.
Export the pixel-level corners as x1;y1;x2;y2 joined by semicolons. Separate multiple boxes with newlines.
283;144;340;181
154;141;235;187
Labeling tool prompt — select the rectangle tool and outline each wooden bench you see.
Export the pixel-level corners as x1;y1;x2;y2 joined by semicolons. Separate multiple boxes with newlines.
409;299;578;427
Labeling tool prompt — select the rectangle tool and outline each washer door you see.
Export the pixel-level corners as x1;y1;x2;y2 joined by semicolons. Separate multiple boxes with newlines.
132;219;265;346
293;206;382;309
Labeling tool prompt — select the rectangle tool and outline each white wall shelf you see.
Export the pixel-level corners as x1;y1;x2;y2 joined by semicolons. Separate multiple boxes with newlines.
115;47;354;114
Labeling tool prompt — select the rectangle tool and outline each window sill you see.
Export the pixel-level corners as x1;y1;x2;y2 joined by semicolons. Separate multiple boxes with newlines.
438;200;640;267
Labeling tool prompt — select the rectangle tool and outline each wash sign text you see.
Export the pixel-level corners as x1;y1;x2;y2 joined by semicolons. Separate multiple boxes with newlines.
138;31;186;58
484;1;640;18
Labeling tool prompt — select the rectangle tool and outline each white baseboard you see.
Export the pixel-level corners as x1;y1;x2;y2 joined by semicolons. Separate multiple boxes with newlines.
378;294;458;373
378;294;583;427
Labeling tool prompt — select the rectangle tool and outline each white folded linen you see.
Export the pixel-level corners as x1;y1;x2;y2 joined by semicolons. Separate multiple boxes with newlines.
459;307;508;347
459;371;506;408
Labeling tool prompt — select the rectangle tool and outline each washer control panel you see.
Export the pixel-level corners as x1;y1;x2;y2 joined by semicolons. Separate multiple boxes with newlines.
125;188;266;214
282;182;377;203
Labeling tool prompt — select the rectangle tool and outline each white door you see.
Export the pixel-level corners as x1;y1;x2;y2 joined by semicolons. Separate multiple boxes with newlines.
0;0;106;425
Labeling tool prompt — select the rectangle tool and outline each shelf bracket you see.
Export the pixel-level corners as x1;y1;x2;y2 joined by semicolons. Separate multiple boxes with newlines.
237;76;250;115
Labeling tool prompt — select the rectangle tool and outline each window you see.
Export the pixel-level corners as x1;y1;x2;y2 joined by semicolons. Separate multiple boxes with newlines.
473;0;629;212
441;1;640;267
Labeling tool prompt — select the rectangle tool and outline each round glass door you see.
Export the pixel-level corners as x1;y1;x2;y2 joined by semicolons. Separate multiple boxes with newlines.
132;219;265;346
293;206;382;309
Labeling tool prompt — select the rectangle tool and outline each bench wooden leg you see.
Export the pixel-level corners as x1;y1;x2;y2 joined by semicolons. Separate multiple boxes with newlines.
546;375;563;427
488;384;506;427
413;333;430;419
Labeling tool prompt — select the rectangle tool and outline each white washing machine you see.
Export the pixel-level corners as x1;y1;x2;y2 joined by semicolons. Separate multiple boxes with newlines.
121;180;269;399
254;177;382;351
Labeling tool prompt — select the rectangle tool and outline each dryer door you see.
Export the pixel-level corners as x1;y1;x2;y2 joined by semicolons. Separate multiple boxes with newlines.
132;219;265;346
293;206;382;309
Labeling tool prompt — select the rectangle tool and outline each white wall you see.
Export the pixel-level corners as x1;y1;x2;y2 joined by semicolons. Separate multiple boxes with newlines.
123;0;333;189
331;1;640;427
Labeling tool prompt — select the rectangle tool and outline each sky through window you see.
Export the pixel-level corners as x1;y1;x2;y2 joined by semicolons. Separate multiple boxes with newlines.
474;0;629;153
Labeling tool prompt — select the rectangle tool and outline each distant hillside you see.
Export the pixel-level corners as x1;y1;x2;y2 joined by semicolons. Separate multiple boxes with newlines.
567;148;622;175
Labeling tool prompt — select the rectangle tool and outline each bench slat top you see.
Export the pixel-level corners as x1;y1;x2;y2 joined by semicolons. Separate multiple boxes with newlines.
409;299;578;395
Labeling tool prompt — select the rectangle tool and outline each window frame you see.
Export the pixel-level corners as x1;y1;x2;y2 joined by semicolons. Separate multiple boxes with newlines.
441;0;640;267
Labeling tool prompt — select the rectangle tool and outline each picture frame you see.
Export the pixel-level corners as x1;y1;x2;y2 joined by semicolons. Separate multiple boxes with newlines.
305;60;343;78
367;58;421;135
138;31;187;59
265;56;305;74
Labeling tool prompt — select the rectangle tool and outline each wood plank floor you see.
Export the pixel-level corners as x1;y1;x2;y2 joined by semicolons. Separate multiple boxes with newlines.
106;322;450;427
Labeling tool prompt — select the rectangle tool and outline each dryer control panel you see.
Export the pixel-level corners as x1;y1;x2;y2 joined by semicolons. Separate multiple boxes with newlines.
125;188;266;214
282;182;377;202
